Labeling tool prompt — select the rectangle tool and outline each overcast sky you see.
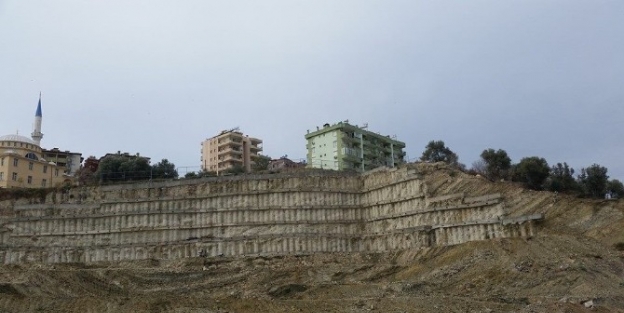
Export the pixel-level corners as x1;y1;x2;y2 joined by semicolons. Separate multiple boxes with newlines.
1;1;623;179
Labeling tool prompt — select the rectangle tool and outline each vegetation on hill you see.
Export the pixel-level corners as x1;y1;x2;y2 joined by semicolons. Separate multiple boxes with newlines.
420;139;622;199
75;154;179;184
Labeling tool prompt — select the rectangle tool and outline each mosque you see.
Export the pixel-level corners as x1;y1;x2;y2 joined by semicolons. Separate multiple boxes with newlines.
0;95;82;188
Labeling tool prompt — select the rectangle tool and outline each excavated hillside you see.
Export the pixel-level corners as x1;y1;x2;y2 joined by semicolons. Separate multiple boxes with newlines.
1;163;623;313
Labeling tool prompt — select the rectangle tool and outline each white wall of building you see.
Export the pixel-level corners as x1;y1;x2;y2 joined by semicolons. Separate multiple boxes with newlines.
308;130;339;170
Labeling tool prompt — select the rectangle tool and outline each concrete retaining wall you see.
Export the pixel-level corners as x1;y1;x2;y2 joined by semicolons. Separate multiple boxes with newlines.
0;167;542;264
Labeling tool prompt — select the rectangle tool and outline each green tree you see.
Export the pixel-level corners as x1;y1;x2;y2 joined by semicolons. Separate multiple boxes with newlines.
546;162;578;193
252;155;272;172
607;179;624;198
512;157;550;190
578;164;609;198
184;171;198;178
480;148;511;181
420;140;459;166
96;155;151;182
201;170;217;177
151;159;178;179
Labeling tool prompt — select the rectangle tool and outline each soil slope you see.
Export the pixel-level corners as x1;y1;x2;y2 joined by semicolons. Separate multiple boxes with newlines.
1;164;623;313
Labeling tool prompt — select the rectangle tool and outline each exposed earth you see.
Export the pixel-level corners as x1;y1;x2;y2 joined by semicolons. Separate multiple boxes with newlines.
1;166;623;313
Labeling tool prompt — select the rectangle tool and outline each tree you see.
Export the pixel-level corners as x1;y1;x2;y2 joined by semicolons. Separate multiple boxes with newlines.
578;164;609;198
546;162;578;193
200;170;217;177
470;159;487;176
184;171;198;178
607;179;624;198
512;157;550;190
75;167;96;185
223;164;245;175
151;159;178;179
95;155;151;182
420;140;459;166
480;148;511;181
76;156;99;185
252;155;271;172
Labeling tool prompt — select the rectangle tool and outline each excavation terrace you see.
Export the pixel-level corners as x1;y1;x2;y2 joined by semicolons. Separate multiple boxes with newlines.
0;163;542;264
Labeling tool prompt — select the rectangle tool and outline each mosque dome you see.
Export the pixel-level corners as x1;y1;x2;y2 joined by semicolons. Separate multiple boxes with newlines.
0;134;38;146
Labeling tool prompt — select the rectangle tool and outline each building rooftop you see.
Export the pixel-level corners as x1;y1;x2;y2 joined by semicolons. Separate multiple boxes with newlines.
0;134;38;146
305;121;405;146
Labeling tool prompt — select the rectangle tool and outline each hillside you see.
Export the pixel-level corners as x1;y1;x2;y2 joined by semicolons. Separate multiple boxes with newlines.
0;163;623;312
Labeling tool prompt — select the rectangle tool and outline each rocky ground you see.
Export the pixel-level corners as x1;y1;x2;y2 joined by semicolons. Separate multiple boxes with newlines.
1;165;623;312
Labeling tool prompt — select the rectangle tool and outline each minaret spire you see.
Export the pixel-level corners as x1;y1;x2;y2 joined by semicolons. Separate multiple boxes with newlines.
31;92;44;145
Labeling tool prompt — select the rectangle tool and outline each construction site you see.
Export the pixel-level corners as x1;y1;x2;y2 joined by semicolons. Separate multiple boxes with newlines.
0;162;623;312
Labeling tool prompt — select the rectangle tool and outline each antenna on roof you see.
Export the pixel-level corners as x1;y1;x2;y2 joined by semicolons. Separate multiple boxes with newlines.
362;123;368;129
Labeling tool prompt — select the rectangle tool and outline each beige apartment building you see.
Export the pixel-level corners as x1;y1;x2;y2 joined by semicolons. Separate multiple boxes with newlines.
201;129;262;174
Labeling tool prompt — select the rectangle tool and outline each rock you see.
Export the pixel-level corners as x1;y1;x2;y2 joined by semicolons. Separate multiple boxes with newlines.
582;299;595;309
267;284;308;298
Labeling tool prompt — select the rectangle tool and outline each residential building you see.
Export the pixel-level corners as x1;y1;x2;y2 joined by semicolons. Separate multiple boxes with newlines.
201;128;263;174
0;95;67;188
305;121;406;172
42;148;83;175
268;156;305;172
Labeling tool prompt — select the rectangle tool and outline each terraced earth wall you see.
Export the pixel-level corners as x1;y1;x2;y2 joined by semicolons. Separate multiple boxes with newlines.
0;166;542;264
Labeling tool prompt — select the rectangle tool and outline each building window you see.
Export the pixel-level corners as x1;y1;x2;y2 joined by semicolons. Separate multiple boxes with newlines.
43;165;47;173
42;179;47;187
0;172;3;181
13;158;18;166
12;172;17;181
27;176;32;184
0;157;3;166
29;162;34;170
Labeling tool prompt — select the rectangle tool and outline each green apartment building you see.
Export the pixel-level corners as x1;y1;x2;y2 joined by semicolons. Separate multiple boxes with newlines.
305;121;406;172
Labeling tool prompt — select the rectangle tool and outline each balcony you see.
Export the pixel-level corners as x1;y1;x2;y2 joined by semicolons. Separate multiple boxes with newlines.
217;132;244;147
218;138;242;148
218;155;243;164
217;145;243;155
342;153;361;162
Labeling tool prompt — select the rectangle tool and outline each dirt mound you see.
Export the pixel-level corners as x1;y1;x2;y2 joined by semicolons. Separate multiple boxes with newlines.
1;164;624;312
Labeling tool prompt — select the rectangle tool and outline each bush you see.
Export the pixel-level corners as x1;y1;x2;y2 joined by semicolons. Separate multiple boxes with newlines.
512;157;550;190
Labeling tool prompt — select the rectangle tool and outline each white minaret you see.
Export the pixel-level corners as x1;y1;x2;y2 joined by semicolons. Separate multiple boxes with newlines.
31;92;43;145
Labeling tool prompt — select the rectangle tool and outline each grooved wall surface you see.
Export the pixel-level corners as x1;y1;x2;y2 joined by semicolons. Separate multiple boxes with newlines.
0;167;541;264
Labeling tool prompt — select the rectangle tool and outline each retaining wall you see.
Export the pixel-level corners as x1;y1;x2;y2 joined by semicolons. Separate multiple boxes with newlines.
0;167;542;264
